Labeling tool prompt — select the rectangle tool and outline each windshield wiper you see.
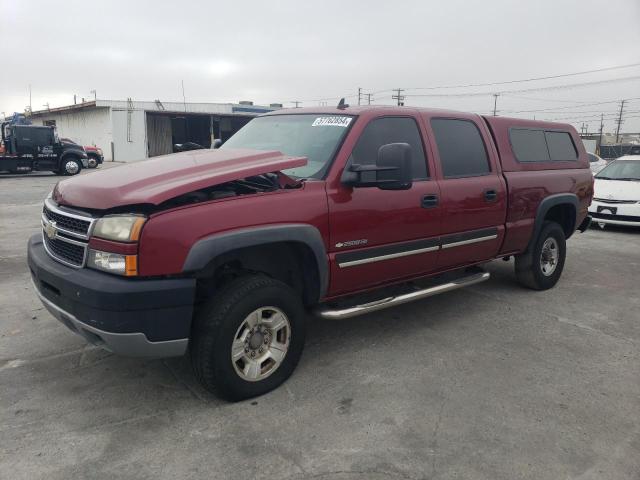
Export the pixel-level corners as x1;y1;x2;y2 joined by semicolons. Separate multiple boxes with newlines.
613;177;640;181
596;176;612;179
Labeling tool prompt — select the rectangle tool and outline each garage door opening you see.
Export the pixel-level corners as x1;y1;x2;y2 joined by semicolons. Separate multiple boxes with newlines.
146;113;254;158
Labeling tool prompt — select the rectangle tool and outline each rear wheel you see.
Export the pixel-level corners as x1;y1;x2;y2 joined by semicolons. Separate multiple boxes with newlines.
190;274;306;401
515;221;566;290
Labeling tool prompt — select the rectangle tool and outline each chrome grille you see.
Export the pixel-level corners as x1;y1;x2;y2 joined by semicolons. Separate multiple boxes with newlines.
43;204;91;235
43;233;86;267
41;199;95;268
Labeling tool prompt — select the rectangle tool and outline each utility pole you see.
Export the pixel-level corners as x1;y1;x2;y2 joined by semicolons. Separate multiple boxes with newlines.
365;93;372;105
392;88;405;106
292;101;301;108
29;84;32;113
492;93;499;116
181;80;187;112
597;113;604;154
90;89;97;101
615;99;625;143
357;87;362;106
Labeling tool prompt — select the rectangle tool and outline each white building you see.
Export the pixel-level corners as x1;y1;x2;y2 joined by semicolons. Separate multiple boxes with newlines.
28;99;279;162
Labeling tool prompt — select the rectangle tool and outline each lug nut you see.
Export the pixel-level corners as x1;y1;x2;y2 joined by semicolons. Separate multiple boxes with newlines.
251;351;256;357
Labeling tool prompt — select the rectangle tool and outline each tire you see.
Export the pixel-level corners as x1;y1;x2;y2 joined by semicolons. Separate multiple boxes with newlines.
190;274;307;401
58;157;82;176
87;156;98;168
515;221;566;290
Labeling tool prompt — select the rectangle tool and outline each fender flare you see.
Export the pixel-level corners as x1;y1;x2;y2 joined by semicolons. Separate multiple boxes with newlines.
527;193;579;253
182;224;329;300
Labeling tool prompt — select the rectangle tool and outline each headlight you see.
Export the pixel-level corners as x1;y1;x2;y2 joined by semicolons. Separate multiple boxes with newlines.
88;249;137;276
93;215;146;242
97;148;103;156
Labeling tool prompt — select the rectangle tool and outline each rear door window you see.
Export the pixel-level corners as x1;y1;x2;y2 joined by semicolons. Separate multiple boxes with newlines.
431;118;490;178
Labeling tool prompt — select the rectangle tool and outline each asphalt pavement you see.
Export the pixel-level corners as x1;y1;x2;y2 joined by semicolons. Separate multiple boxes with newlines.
1;164;639;480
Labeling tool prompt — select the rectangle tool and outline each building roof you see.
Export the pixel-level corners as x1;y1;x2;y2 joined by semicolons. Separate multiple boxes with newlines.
28;99;277;117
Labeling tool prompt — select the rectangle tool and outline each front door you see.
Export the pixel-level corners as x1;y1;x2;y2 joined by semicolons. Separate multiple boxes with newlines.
327;116;441;296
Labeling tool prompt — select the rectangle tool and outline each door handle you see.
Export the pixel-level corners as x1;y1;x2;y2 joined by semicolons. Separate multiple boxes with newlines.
484;189;498;202
422;194;439;208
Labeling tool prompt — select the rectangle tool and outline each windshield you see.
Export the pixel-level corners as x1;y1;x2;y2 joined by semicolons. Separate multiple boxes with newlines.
595;160;640;181
222;114;354;178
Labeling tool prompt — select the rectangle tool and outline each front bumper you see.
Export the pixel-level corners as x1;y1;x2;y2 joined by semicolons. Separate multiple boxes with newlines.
28;234;196;357
588;201;640;227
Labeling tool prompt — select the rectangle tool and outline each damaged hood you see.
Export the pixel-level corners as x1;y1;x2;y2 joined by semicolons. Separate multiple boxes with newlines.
53;148;307;210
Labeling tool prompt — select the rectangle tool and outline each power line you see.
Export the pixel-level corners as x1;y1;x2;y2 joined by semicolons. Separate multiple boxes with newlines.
404;75;640;98
402;61;640;91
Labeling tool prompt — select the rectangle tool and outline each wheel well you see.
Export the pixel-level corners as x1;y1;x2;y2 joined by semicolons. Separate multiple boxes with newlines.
195;242;321;306
544;204;576;238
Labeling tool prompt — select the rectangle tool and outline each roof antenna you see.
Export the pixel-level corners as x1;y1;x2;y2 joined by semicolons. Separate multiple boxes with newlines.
337;98;349;110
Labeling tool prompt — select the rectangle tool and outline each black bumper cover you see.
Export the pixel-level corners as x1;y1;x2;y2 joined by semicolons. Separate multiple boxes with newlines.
28;234;195;345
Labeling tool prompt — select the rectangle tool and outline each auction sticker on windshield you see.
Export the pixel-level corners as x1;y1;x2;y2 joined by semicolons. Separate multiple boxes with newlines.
312;116;352;127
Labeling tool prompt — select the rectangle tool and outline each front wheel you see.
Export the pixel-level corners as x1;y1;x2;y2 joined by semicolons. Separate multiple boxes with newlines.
515;221;567;290
59;157;82;176
87;157;98;168
190;274;306;401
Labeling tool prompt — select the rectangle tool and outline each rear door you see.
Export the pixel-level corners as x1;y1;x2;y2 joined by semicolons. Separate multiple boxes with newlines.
326;114;441;295
424;115;507;270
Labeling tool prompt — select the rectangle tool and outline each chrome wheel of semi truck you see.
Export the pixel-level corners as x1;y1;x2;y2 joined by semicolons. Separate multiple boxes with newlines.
190;274;306;401
60;158;82;176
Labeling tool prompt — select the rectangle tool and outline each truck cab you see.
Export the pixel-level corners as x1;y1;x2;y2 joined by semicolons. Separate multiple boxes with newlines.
1;123;87;175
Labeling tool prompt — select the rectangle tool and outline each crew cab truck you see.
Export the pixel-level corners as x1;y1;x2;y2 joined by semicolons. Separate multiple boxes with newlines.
28;106;593;400
1;123;87;175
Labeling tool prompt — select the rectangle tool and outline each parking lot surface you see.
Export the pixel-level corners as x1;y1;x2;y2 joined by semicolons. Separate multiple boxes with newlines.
1;166;639;480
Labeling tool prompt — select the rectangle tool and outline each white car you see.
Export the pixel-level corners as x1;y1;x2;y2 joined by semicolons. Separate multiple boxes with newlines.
588;152;608;174
588;155;640;228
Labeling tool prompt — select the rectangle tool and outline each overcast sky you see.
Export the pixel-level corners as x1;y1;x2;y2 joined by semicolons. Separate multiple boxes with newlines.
1;0;639;132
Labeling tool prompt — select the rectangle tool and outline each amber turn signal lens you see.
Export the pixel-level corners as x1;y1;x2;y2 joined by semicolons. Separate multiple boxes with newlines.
129;218;146;242
125;255;138;276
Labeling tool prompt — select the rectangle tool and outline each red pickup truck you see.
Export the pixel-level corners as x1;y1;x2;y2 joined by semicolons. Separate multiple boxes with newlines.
28;105;593;400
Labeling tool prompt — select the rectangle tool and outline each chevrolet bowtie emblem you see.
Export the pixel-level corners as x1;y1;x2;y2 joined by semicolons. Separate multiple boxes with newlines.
45;220;57;240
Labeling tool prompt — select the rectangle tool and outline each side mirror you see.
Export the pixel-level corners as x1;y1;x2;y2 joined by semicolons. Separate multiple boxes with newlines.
342;142;413;190
212;139;222;149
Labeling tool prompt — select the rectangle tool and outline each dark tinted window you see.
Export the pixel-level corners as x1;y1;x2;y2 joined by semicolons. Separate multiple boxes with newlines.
545;131;577;161
510;128;578;162
431;119;490;178
351;117;428;180
16;127;53;147
510;129;550;162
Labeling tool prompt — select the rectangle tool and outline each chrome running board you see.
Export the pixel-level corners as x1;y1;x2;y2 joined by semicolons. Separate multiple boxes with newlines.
316;271;490;320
